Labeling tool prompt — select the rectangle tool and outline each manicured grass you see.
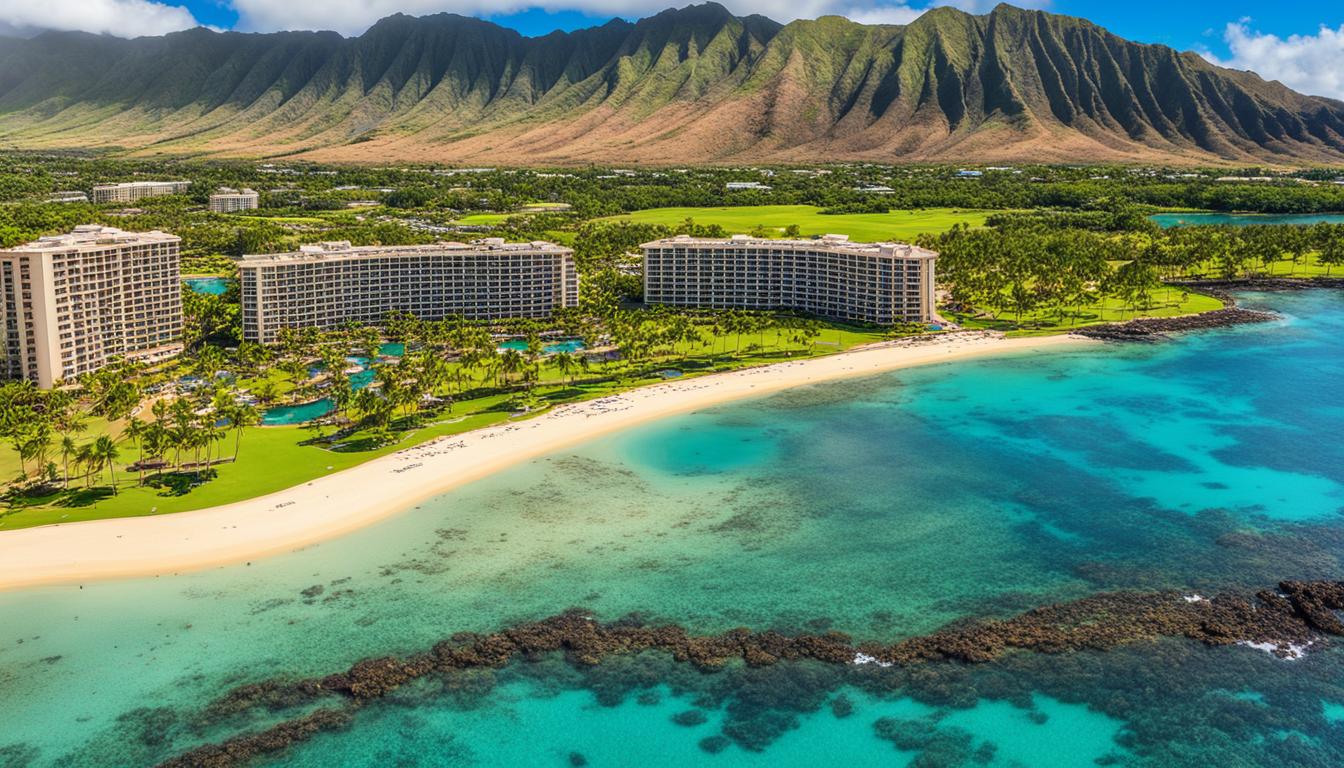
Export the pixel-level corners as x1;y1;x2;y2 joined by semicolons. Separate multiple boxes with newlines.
1185;253;1344;280
452;213;513;225
605;206;996;242
948;288;1224;336
0;325;885;530
232;214;331;225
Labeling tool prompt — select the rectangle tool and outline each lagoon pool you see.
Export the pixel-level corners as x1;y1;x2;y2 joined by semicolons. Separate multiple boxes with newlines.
260;397;335;426
1150;211;1344;228
497;338;586;354
183;277;230;295
262;348;398;425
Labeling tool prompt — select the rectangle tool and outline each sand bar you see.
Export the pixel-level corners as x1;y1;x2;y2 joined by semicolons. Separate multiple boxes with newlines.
0;332;1090;591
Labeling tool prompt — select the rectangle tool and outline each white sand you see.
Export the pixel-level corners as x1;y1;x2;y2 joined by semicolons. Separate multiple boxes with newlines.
0;332;1091;591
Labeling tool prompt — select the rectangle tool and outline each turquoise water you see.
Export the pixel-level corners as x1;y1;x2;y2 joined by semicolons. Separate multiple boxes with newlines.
261;346;403;425
183;276;231;295
4;291;1344;766
1151;211;1344;228
498;338;586;354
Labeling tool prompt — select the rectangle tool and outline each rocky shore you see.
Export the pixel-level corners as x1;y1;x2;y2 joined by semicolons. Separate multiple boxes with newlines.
159;580;1344;768
1073;306;1279;342
1171;277;1344;293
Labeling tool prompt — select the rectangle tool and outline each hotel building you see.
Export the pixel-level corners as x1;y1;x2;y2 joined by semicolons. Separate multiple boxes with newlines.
208;187;260;213
239;238;578;343
0;225;183;388
641;234;936;325
91;181;190;204
48;191;89;204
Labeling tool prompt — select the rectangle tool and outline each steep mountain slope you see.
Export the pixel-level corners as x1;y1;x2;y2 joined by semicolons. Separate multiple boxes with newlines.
0;3;1341;164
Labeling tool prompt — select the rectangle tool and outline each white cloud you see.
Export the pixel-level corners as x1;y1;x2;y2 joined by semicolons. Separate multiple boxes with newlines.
1203;21;1344;100
228;0;1050;36
0;0;202;37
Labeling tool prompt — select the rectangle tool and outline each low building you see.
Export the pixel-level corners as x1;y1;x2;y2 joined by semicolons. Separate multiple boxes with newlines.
641;234;936;325
91;181;190;204
239;238;579;344
48;191;88;204
725;181;771;191
0;225;183;387
208;187;259;213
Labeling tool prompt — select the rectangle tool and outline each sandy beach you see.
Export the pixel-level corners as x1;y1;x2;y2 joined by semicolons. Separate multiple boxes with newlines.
0;331;1090;591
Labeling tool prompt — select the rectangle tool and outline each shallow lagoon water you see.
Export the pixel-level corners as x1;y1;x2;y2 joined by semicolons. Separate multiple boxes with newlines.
183;277;231;295
1151;212;1344;228
3;292;1344;766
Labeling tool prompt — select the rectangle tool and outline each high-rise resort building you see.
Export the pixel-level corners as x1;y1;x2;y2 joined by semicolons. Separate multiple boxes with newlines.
91;181;190;204
641;234;937;325
48;191;88;204
239;238;578;344
208;187;260;213
0;225;183;388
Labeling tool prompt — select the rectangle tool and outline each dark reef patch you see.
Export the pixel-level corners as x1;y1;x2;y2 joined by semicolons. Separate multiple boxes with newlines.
1074;307;1277;342
155;580;1344;767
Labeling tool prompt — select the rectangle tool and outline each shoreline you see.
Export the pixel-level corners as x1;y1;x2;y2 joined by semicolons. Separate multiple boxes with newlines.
0;332;1090;592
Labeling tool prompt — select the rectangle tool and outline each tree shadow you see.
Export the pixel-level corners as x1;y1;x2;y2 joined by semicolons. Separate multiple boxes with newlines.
53;487;116;507
145;470;217;497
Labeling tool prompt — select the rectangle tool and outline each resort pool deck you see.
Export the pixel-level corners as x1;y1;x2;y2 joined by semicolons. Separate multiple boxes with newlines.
497;338;586;354
1150;212;1344;228
183;277;230;295
261;347;401;425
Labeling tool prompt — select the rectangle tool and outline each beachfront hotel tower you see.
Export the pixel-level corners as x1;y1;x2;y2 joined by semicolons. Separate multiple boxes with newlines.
239;238;578;343
91;181;190;204
0;225;183;388
641;234;937;325
208;188;260;213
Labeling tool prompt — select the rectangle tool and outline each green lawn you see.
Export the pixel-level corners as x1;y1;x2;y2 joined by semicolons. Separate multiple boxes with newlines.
1186;253;1344;280
452;213;513;226
0;325;885;530
605;206;996;242
948;288;1225;336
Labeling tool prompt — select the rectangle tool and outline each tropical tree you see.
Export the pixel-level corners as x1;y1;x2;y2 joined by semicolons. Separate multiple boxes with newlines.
92;435;119;493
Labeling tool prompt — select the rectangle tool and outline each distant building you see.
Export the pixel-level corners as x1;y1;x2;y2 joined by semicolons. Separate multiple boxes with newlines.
48;191;88;204
91;181;190;204
0;225;183;388
956;170;983;178
208;187;259;213
642;234;936;325
239;239;579;344
853;185;894;193
725;181;771;191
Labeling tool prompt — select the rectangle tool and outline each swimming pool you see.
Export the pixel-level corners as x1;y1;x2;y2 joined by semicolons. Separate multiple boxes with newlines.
184;277;230;295
497;338;586;354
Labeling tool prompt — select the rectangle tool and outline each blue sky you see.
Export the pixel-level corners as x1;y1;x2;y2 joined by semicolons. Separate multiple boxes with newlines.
165;1;1342;57
5;1;1344;97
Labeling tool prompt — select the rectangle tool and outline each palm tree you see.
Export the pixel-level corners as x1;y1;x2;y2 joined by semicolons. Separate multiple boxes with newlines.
59;434;77;488
125;417;147;486
76;443;95;488
551;351;576;385
92;436;120;494
226;403;260;462
498;349;525;386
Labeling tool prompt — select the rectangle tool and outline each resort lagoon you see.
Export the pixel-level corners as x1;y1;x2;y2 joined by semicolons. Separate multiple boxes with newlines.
1151;211;1344;228
497;338;586;354
183;276;231;295
260;344;404;425
4;291;1344;766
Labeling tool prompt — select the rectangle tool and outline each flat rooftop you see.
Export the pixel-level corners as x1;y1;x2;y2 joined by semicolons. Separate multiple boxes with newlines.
240;238;572;265
2;224;179;253
91;181;189;189
641;233;936;260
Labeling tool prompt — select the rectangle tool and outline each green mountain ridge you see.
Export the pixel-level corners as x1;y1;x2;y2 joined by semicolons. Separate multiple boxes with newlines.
0;2;1341;164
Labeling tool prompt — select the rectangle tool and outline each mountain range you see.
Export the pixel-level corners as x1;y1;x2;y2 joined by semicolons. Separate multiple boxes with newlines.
1;3;1342;165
